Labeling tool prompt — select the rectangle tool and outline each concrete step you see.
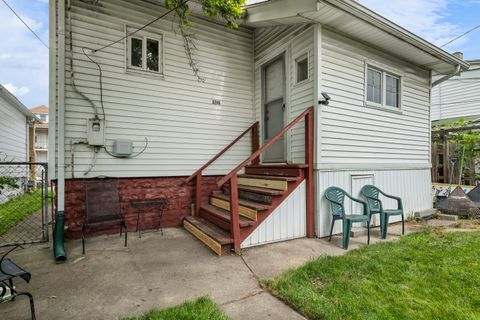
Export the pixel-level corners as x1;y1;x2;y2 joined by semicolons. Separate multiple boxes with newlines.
415;209;437;220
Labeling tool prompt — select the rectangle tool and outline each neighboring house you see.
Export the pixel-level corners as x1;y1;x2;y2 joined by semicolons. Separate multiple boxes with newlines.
49;0;468;252
31;105;49;163
431;56;480;184
0;85;37;162
432;57;480;124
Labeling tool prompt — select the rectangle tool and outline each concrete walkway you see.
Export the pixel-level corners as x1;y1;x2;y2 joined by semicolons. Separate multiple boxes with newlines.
0;220;458;320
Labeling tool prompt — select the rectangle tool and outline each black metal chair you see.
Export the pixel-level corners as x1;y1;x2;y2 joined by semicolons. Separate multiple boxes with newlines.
0;245;36;320
82;178;127;254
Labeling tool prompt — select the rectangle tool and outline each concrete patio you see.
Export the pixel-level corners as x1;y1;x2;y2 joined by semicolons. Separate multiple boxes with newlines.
1;220;458;320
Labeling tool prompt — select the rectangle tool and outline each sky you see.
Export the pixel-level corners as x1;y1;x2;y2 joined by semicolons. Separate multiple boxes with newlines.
0;0;479;108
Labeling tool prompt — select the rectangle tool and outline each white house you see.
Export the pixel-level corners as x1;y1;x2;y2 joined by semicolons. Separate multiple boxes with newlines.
0;85;37;162
432;57;480;124
431;57;480;184
49;0;469;253
31;105;50;163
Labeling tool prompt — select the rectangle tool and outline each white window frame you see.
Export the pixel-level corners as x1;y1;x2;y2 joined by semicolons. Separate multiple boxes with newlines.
294;51;310;85
125;25;165;77
364;62;403;112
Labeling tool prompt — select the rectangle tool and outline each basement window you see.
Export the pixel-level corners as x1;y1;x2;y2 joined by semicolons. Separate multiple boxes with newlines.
126;26;164;75
365;64;402;110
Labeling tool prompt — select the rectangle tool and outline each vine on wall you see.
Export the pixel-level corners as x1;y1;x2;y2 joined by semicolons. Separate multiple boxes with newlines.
166;0;246;81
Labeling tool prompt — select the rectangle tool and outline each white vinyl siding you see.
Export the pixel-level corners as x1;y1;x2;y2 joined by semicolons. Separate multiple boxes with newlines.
316;168;431;237
431;68;480;121
0;94;28;161
242;180;306;248
61;0;254;178
320;29;430;167
254;24;314;164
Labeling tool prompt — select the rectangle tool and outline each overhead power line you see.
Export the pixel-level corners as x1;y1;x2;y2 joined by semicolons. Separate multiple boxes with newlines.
94;0;190;53
1;0;49;49
441;23;480;48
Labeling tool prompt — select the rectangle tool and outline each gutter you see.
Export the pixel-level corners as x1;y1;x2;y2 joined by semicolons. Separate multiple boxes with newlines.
432;65;461;87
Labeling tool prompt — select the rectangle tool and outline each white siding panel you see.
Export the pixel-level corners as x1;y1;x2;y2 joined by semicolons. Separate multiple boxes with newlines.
316;169;431;237
0;95;28;161
242;180;306;248
320;29;431;166
431;76;480;121
63;0;254;177
254;25;314;163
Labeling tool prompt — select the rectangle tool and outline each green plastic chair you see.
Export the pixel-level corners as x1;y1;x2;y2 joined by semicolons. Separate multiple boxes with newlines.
324;187;370;249
360;185;404;239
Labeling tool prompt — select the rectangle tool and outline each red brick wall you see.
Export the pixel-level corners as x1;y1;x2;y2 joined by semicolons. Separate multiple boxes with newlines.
61;176;222;239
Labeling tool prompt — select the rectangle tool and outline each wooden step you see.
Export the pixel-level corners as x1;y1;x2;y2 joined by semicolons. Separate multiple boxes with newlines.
245;164;307;177
183;216;233;255
223;185;285;205
237;174;297;191
200;204;255;231
210;193;269;221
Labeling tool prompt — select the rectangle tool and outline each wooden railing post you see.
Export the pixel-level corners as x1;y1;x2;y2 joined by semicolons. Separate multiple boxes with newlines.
305;109;315;238
229;175;241;253
195;172;202;216
252;122;260;165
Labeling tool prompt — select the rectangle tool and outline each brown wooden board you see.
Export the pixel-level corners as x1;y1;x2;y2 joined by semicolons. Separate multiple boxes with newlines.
245;166;303;177
200;204;255;228
184;216;233;244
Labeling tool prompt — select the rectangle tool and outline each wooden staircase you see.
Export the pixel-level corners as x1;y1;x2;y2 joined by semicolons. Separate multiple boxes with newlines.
183;107;315;255
183;165;307;255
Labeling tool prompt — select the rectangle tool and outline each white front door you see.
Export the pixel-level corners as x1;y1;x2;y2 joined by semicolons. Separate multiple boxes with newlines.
262;55;286;163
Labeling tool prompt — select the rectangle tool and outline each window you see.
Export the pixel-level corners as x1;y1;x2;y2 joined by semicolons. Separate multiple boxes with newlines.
126;27;163;75
365;65;401;109
37;114;47;122
295;54;309;83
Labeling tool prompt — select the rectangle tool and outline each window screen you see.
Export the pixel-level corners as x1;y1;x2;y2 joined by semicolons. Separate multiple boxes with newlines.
146;39;159;72
386;74;399;108
130;37;143;68
296;55;308;83
367;68;382;104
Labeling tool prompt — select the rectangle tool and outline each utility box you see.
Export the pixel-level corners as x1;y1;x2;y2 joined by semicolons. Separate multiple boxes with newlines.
113;139;133;157
87;118;105;146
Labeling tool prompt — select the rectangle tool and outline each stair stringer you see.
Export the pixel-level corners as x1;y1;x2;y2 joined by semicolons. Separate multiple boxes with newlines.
241;180;306;248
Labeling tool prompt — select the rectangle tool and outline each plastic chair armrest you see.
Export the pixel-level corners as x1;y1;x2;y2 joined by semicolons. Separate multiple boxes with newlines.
380;191;403;210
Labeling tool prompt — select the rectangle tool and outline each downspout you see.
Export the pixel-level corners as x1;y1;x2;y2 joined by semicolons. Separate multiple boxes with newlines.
54;0;67;263
48;0;57;177
432;65;461;87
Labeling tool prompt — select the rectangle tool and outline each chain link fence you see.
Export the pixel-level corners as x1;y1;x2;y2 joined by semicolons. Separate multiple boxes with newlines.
0;162;51;246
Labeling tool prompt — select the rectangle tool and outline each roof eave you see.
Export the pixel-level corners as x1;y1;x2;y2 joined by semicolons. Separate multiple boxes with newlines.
0;86;38;121
324;0;469;71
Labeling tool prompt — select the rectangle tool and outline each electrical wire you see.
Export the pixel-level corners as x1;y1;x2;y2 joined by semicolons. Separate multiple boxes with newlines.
94;0;190;53
1;0;49;49
82;47;106;120
67;2;101;119
441;23;480;48
103;138;149;159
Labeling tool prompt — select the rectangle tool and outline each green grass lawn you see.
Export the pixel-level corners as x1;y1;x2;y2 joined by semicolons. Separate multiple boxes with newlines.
266;229;480;320
122;297;228;320
0;188;45;234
